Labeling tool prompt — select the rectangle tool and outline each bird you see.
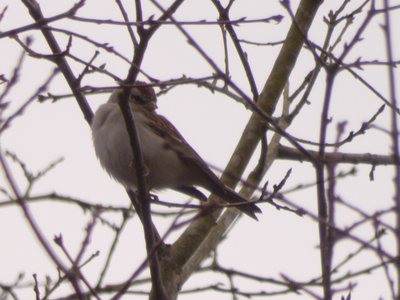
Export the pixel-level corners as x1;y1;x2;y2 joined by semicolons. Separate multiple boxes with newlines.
91;82;261;220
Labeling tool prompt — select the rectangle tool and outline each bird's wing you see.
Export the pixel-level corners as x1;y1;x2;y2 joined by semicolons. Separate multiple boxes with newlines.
141;109;261;219
142;109;224;188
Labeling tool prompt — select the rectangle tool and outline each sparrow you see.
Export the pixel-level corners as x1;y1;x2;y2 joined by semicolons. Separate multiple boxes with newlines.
91;82;261;220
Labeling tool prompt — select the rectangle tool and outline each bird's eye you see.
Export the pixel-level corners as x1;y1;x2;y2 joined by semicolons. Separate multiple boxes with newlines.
130;89;148;104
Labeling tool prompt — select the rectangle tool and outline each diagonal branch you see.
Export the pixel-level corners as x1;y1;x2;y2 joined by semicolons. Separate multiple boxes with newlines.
20;0;93;124
168;0;323;290
211;0;259;100
115;2;186;299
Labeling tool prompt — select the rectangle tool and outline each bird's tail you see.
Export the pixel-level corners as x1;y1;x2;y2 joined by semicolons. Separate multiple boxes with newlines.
214;187;261;220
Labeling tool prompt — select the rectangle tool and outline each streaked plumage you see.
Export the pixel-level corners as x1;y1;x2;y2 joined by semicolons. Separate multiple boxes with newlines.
91;83;261;219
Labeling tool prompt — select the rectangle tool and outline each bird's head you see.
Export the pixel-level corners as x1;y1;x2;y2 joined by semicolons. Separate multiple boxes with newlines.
109;81;157;111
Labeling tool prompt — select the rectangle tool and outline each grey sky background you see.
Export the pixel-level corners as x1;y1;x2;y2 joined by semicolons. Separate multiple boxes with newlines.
1;1;399;299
